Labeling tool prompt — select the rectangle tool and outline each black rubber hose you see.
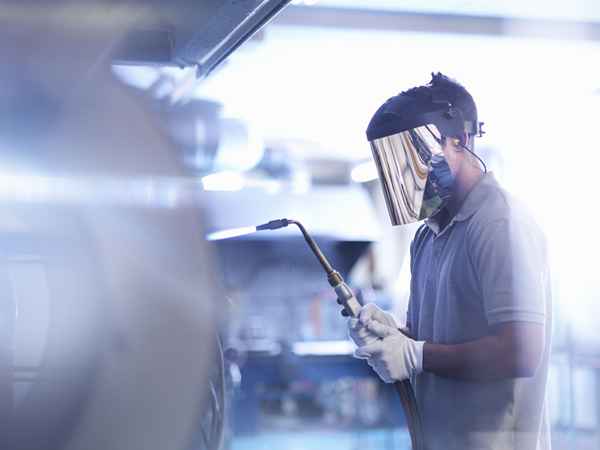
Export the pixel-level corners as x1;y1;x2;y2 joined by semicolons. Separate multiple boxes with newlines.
395;380;425;450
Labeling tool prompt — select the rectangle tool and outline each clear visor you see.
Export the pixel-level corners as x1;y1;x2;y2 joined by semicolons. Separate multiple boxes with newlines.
369;124;444;226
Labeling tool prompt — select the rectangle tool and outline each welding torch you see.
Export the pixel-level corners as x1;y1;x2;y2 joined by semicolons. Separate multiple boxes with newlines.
254;218;426;450
256;219;362;317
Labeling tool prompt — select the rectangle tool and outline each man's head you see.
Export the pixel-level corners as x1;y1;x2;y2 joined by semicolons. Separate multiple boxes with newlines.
366;73;485;226
439;134;480;184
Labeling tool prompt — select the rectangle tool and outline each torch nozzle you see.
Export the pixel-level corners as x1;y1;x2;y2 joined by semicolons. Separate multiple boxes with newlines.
256;219;290;231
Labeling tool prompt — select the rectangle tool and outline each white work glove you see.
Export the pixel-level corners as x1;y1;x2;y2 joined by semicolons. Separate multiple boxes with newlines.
354;320;425;383
347;303;398;347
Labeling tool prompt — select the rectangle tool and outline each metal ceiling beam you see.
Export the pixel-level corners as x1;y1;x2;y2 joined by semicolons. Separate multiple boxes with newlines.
274;6;600;41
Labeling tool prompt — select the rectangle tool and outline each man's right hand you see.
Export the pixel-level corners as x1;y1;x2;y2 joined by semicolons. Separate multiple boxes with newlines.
347;303;398;347
358;303;398;329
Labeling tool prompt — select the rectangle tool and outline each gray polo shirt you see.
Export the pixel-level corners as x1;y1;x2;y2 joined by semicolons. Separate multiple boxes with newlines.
407;173;551;450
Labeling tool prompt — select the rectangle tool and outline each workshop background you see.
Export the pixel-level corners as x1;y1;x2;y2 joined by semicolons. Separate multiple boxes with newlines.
4;1;600;450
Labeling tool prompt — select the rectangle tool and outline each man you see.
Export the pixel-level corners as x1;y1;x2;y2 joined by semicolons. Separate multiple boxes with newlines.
349;73;551;450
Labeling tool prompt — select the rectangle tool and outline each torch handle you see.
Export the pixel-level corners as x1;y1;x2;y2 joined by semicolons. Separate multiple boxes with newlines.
332;280;362;317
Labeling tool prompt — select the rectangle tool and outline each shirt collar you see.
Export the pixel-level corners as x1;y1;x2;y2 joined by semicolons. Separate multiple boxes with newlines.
454;172;498;221
425;172;498;234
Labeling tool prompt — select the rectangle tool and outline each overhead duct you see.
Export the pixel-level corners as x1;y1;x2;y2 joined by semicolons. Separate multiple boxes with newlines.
112;0;292;77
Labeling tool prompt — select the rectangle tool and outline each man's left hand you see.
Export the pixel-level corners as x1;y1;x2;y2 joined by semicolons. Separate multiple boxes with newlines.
354;321;425;383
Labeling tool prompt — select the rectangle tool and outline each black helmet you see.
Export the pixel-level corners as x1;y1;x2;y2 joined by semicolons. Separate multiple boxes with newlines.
366;72;483;143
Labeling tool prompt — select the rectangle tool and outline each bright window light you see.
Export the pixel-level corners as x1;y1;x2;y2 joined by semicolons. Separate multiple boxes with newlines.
201;171;245;192
351;160;378;183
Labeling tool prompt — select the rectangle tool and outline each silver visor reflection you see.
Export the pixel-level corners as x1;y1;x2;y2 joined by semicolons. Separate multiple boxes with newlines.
369;124;444;226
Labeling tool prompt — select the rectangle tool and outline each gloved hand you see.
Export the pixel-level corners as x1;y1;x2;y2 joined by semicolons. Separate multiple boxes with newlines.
347;303;398;347
354;320;425;383
358;303;399;329
348;318;378;347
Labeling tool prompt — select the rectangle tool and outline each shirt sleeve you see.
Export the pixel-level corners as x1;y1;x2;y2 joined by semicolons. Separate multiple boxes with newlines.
469;217;547;326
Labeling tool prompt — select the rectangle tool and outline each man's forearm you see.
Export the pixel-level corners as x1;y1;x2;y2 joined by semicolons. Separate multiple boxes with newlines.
423;337;515;381
422;323;544;381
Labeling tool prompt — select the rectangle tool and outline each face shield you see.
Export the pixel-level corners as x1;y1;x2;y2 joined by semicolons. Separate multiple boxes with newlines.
369;124;449;226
